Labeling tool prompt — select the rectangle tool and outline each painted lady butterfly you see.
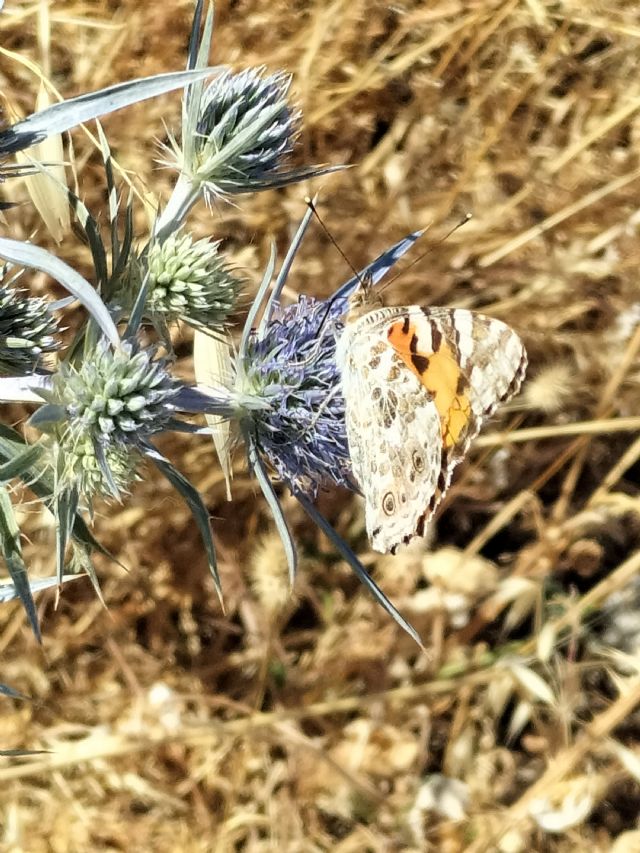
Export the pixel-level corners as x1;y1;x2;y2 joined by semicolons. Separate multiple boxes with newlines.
336;280;527;553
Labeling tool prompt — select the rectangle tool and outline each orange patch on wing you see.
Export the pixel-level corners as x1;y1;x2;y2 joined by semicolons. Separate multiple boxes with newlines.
387;319;472;448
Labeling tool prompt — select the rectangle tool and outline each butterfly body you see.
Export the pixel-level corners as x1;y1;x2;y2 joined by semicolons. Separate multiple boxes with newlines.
336;284;527;554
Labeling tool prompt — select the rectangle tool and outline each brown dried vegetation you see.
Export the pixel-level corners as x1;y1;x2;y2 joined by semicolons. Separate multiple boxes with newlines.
2;1;640;851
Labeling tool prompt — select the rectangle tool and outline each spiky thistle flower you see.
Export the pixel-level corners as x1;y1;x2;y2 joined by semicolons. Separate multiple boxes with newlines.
187;67;299;197
155;65;339;237
145;231;242;327
232;222;424;501
34;340;180;498
240;295;353;498
0;280;60;375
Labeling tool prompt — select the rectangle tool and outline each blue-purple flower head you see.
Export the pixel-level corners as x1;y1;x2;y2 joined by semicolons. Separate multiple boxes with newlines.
235;228;425;499
191;67;300;196
242;295;354;498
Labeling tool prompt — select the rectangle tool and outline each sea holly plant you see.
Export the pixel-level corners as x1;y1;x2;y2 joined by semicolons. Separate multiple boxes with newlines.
203;208;426;646
154;0;339;240
0;0;427;646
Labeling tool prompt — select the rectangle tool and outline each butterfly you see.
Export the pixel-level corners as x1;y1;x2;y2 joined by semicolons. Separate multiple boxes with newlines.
335;280;527;554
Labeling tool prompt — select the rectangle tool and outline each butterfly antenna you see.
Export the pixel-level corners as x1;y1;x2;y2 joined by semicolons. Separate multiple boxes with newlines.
379;212;473;294
290;197;367;366
305;196;364;286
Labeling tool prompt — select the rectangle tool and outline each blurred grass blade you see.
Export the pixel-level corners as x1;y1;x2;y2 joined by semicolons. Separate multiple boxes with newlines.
0;484;40;641
15;83;70;243
193;329;233;500
0;239;119;347
0;68;222;155
245;428;297;586
295;492;424;649
142;441;222;603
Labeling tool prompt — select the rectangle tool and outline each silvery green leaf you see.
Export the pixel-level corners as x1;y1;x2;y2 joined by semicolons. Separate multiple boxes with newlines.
0;749;50;756
54;488;79;584
28;403;67;432
112;195;134;284
0;684;26;700
0;239;119;347
0;425;111;562
0;573;82;604
225;163;344;194
172;384;238;418
295;493;424;649
183;1;215;167
0;374;52;404
0;484;40;640
239;242;276;363
96;123;120;267
187;0;207;74
0;68;223;155
68;539;105;607
142;441;221;601
61;179;108;291
0;443;43;482
245;428;297;586
258;198;316;335
124;269;151;337
48;295;75;312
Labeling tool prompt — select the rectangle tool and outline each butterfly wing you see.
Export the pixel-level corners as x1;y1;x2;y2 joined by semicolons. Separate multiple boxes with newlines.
337;305;527;554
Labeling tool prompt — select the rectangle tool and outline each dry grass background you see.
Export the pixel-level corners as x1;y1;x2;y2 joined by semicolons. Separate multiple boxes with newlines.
2;0;640;850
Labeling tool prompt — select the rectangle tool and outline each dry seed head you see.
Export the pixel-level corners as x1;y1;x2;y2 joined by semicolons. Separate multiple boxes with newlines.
423;547;498;597
249;531;293;618
521;362;577;414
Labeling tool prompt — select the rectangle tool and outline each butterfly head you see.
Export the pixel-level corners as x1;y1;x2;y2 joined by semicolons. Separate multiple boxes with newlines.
346;272;385;322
